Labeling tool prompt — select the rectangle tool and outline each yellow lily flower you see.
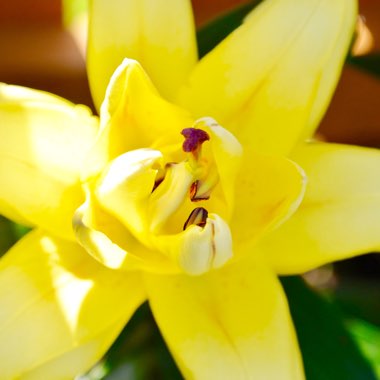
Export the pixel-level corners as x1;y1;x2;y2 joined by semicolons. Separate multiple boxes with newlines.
1;0;379;378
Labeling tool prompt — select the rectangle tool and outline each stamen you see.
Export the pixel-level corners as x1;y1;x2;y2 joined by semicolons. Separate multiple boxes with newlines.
181;128;210;153
177;213;233;275
189;181;211;201
183;207;208;230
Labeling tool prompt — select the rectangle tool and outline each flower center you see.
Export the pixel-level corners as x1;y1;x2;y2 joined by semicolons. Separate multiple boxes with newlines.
81;117;243;276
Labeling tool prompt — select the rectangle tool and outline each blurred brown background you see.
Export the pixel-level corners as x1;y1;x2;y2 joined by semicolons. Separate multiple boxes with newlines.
0;0;379;147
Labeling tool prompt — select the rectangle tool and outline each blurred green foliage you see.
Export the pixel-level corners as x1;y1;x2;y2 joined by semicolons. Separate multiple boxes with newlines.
0;216;30;257
347;319;380;378
282;277;378;380
197;0;262;58
348;54;380;79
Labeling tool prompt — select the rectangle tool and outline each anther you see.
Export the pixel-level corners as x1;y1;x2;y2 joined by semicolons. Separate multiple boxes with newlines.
183;207;208;230
189;181;211;201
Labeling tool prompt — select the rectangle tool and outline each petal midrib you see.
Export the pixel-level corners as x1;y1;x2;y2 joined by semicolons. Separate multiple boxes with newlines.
222;0;323;136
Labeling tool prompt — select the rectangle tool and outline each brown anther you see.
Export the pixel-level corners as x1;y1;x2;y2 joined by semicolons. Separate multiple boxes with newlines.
189;182;198;199
183;207;208;230
189;181;211;202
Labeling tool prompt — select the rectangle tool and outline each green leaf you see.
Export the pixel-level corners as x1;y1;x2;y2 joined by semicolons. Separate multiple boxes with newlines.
0;216;30;257
196;0;262;58
348;54;380;79
281;276;377;380
331;275;380;326
0;216;15;256
346;319;380;378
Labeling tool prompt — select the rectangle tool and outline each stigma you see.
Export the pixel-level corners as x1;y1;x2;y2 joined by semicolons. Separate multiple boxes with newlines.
181;128;210;153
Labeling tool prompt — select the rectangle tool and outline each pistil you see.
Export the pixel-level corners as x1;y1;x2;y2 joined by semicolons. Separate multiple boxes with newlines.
181;128;210;158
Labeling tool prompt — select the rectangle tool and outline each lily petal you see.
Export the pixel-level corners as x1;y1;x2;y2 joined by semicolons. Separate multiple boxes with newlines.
0;229;145;379
196;117;243;213
16;317;127;380
231;151;306;251
144;256;304;379
178;0;356;155
74;184;178;274
85;59;193;178
88;0;198;109
261;143;380;274
0;83;98;239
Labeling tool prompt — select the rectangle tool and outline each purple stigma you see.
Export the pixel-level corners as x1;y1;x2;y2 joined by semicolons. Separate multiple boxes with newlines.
181;128;210;153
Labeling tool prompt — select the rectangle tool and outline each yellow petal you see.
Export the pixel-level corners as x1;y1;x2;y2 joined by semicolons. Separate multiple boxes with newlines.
144;256;304;379
148;162;195;234
261;143;380;274
0;229;145;379
74;185;179;274
0;83;98;239
96;149;163;237
178;0;357;155
17;317;126;380
84;59;193;178
88;0;197;109
194;117;243;212
231;151;306;251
